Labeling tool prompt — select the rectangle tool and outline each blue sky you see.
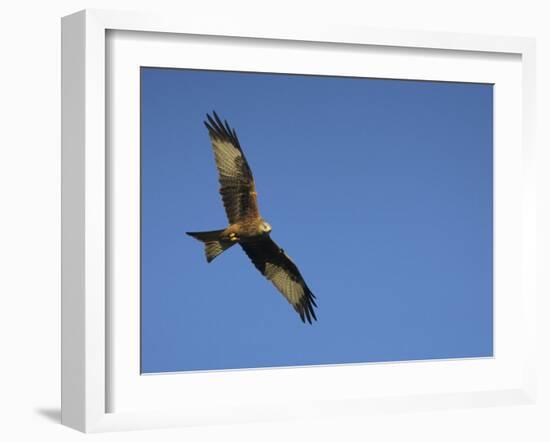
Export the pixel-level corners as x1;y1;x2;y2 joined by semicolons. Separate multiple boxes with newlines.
140;68;493;373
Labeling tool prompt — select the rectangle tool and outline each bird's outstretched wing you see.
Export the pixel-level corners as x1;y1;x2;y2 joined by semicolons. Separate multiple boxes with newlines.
204;112;260;224
240;236;317;323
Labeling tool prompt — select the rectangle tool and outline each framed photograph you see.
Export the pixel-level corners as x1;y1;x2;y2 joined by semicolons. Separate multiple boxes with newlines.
61;9;537;433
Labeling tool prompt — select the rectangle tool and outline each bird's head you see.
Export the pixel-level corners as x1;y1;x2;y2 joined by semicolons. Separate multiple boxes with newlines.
260;220;272;234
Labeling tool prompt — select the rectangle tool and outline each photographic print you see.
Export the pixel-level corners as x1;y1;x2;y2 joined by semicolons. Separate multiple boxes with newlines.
140;68;493;374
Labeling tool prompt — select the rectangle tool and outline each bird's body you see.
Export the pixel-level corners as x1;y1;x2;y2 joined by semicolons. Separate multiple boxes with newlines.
223;218;271;241
186;112;317;323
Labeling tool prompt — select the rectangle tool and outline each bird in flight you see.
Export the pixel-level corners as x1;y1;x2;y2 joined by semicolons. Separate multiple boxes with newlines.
186;112;317;323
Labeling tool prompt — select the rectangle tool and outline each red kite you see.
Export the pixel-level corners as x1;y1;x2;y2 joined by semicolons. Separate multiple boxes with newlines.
187;112;317;323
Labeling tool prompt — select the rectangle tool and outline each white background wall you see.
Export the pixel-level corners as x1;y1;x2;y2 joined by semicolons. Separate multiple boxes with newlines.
0;1;548;440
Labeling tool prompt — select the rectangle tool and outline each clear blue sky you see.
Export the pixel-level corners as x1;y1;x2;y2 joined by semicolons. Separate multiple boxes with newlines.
140;67;493;374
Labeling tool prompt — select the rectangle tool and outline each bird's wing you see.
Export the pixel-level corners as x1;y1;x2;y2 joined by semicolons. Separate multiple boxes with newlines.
204;112;260;224
240;236;317;323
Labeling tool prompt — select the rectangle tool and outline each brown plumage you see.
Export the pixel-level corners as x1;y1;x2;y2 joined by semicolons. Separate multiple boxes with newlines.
186;112;317;323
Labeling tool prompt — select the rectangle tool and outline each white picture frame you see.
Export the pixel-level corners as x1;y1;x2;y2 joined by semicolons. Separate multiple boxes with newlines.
61;9;537;433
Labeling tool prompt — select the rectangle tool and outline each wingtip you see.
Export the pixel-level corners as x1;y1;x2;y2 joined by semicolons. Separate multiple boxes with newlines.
310;306;317;321
204;111;224;137
203;111;242;150
298;292;318;325
297;304;317;324
204;113;216;130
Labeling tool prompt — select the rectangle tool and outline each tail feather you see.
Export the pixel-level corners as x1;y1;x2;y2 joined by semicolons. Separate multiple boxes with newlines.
186;229;234;263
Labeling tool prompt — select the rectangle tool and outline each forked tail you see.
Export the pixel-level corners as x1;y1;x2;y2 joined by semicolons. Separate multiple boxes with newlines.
186;229;235;263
